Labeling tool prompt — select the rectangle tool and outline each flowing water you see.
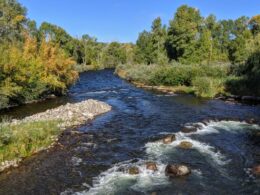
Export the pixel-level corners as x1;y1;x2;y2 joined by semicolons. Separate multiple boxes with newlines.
0;69;260;195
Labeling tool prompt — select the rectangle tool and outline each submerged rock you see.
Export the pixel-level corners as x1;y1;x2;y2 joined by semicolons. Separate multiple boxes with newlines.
165;164;191;177
252;165;260;176
181;126;197;133
128;167;140;175
146;162;158;171
178;141;193;149
202;119;210;125
162;134;176;144
246;118;256;124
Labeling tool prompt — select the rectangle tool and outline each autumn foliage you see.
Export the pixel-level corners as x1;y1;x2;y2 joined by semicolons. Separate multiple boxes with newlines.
0;0;78;108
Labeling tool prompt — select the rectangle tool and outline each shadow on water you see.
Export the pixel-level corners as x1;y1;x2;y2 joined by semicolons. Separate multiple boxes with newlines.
0;69;260;195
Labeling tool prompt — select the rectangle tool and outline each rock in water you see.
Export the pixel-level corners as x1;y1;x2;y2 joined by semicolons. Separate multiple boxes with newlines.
146;162;158;171
252;165;260;176
181;126;197;133
128;167;139;175
165;164;191;177
162;134;176;144
178;141;193;149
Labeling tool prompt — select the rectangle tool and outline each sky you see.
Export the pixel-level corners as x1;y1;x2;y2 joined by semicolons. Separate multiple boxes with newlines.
19;0;260;43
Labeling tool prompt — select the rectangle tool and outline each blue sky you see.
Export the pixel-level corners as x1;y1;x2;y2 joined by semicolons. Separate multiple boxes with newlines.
19;0;260;43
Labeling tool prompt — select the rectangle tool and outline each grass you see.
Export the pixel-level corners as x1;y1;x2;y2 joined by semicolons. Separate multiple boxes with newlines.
0;120;62;164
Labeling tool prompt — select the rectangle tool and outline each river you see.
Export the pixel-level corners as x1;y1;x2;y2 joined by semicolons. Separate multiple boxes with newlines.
0;69;260;195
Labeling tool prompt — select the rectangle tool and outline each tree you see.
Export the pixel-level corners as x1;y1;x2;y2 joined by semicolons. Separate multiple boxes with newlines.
167;5;202;63
0;0;27;42
81;34;100;66
134;31;154;64
198;29;213;64
39;22;75;57
151;17;168;64
101;42;127;68
249;15;260;36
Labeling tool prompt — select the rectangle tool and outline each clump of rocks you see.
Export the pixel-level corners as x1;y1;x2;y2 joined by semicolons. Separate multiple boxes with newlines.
0;159;21;172
11;99;112;129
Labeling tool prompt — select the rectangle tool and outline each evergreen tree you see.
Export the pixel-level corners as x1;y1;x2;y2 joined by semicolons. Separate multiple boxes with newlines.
167;5;202;63
135;31;154;64
151;17;168;64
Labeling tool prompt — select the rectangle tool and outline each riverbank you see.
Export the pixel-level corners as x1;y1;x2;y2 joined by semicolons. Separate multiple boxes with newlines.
0;99;111;172
116;67;260;104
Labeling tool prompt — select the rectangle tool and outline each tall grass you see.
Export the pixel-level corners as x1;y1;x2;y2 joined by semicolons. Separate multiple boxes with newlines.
0;120;61;164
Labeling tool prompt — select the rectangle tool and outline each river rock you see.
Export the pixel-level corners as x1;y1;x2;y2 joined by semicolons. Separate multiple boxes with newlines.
246;118;256;124
162;134;176;144
165;164;191;177
10;99;111;129
128;167;139;175
252;165;260;176
146;162;158;171
178;141;193;149
181;126;197;133
202;119;210;125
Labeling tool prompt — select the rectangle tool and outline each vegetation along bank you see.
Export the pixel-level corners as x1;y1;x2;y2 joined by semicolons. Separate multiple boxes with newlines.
115;5;260;100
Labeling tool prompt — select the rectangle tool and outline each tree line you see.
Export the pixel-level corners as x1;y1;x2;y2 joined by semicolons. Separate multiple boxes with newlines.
120;5;260;97
135;5;260;65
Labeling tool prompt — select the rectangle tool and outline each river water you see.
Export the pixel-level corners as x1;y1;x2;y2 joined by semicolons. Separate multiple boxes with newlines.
0;69;260;195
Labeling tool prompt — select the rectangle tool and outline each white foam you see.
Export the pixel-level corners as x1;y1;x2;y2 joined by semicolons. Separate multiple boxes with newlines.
183;123;220;135
75;160;170;195
145;133;229;166
75;159;203;195
182;120;260;136
206;120;260;133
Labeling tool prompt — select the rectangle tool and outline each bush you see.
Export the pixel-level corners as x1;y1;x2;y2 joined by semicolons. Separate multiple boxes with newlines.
149;66;192;86
192;77;225;98
226;50;260;96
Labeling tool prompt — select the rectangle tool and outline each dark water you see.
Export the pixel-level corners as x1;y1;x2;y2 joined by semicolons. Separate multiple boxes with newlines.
0;69;260;195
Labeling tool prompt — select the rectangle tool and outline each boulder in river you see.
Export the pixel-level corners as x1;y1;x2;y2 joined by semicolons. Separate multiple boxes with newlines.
165;164;191;177
246;118;256;124
252;165;260;176
202;119;210;125
178;141;193;149
181;126;197;133
146;162;158;171
128;167;139;175
162;134;176;144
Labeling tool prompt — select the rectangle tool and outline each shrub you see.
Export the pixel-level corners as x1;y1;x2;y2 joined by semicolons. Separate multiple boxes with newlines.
149;66;192;86
192;77;225;98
